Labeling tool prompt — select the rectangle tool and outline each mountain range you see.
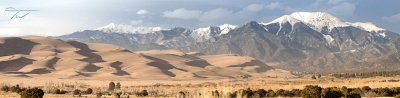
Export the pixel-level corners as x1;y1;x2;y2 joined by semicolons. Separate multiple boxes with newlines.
58;12;400;73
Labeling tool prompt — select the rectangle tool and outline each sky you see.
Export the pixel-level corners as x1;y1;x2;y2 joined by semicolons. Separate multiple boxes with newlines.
0;0;400;36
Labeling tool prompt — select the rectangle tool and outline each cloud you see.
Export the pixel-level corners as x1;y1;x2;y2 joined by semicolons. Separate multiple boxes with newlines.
136;9;149;15
162;8;202;19
382;13;400;22
266;2;282;9
245;4;264;12
129;20;144;25
327;0;346;5
327;2;355;17
200;8;233;21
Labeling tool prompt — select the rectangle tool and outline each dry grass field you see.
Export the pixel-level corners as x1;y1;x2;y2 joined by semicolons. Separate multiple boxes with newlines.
1;75;400;98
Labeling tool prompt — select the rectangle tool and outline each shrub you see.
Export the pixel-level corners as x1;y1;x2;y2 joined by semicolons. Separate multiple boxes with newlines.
116;82;121;90
267;89;276;97
96;92;102;98
10;85;21;92
301;85;322;98
19;88;44;98
311;75;317;79
55;89;67;94
85;88;93;94
361;86;371;92
73;89;81;95
136;90;149;97
109;82;115;91
322;87;343;98
1;86;10;92
347;91;361;98
255;89;267;97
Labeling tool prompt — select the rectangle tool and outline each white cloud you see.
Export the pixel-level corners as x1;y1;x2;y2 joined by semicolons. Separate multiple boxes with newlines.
266;2;282;9
328;2;355;17
136;9;149;15
200;8;233;22
245;4;264;12
382;13;400;22
129;20;144;25
327;0;346;5
162;8;202;19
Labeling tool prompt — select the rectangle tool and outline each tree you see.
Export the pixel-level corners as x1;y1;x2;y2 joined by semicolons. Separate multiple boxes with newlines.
317;74;322;78
116;82;121;90
108;82;115;91
19;88;44;98
86;88;93;94
301;85;322;98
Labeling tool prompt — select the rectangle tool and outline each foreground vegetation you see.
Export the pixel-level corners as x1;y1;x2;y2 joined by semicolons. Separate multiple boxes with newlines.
3;81;400;98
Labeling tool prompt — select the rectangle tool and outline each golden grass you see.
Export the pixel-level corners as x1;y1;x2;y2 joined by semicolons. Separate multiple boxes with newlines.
1;76;400;97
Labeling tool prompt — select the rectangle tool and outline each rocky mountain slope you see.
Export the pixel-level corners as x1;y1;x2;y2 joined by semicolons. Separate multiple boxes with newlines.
58;12;400;72
0;36;285;80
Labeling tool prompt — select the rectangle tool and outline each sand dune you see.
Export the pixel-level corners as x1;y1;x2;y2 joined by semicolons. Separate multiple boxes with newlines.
0;36;292;80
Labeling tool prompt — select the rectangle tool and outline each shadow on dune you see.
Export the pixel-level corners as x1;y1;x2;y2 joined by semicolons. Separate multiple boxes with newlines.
141;54;188;77
67;41;105;63
0;57;35;72
110;61;130;76
228;60;273;72
0;37;39;56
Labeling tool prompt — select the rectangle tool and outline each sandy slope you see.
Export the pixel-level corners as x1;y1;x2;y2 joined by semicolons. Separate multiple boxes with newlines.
0;36;292;80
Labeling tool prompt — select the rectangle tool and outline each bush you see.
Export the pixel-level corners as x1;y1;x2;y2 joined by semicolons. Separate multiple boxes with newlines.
73;89;81;95
1;86;10;92
55;89;67;94
19;88;44;98
116;82;121;90
10;85;21;92
322;87;343;98
109;82;115;91
311;75;317;79
267;89;276;97
96;92;102;98
136;90;149;97
85;88;93;94
301;85;322;98
347;91;361;98
255;89;267;97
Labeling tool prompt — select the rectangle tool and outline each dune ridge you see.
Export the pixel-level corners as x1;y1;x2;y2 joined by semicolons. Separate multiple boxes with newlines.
0;36;292;80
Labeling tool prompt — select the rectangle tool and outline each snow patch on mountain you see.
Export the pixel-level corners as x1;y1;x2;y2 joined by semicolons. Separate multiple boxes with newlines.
348;22;385;32
96;23;164;34
219;24;237;35
289;12;350;32
262;15;301;25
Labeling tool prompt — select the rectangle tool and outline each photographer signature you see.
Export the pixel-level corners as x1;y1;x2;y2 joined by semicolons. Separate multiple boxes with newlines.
4;7;39;19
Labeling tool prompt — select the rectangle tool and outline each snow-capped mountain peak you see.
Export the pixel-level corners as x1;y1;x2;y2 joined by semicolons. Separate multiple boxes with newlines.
263;15;301;25
96;23;164;34
289;12;349;32
219;24;237;35
263;12;386;33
